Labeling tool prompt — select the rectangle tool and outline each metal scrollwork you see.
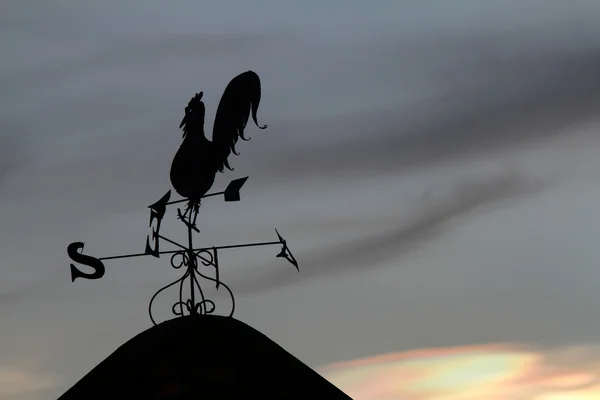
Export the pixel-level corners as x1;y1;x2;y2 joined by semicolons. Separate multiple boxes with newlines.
148;239;237;325
70;178;298;327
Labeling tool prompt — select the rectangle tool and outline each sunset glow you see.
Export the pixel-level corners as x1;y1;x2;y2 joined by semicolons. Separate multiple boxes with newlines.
320;344;600;399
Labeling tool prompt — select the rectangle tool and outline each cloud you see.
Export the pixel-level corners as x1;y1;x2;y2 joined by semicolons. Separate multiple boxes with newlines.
235;171;552;294
0;32;275;96
0;367;58;399
0;276;58;309
3;17;600;205
319;343;600;399
267;42;600;179
0;290;27;308
0;133;26;188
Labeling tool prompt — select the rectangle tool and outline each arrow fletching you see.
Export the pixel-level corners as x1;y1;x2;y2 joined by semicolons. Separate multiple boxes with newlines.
275;229;299;271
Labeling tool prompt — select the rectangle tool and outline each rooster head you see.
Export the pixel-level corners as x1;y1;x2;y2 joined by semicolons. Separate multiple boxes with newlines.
179;92;205;134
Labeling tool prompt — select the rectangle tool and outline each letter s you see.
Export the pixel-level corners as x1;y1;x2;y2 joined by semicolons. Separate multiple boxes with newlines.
67;242;105;282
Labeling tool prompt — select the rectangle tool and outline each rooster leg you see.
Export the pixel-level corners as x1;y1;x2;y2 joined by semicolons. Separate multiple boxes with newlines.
177;201;192;222
182;206;190;220
186;200;195;220
192;201;201;227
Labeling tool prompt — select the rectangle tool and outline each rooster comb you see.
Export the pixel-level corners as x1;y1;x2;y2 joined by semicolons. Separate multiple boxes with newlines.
188;92;204;106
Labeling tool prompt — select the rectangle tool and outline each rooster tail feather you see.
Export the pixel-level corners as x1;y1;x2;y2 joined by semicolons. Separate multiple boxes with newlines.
212;70;267;173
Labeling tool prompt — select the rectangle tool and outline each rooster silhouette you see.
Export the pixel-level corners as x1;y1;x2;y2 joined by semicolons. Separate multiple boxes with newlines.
170;70;267;227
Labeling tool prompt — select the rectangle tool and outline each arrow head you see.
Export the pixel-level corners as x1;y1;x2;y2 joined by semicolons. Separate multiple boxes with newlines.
224;177;248;202
275;229;299;271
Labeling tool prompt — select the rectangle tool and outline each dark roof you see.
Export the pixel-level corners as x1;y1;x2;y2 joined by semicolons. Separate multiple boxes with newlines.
58;315;352;399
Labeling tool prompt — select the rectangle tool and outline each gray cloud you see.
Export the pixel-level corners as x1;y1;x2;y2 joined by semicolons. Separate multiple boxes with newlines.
235;171;552;294
267;43;600;180
0;132;26;188
1;32;276;96
7;31;599;206
0;290;24;308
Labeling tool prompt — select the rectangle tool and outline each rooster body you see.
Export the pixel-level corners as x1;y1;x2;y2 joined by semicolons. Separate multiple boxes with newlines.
170;71;267;223
170;134;216;203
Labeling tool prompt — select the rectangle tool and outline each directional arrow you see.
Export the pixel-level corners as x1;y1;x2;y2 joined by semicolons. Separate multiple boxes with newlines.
275;229;298;271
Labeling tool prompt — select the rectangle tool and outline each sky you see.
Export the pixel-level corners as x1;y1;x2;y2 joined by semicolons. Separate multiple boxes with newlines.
2;1;600;398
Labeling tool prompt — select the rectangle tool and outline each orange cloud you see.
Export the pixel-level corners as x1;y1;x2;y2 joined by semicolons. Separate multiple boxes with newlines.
319;343;600;399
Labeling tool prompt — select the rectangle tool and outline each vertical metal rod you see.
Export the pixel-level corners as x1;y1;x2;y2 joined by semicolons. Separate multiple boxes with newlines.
214;248;220;289
187;210;196;314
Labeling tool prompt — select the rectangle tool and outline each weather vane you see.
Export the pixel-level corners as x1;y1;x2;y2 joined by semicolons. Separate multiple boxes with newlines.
67;71;298;325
